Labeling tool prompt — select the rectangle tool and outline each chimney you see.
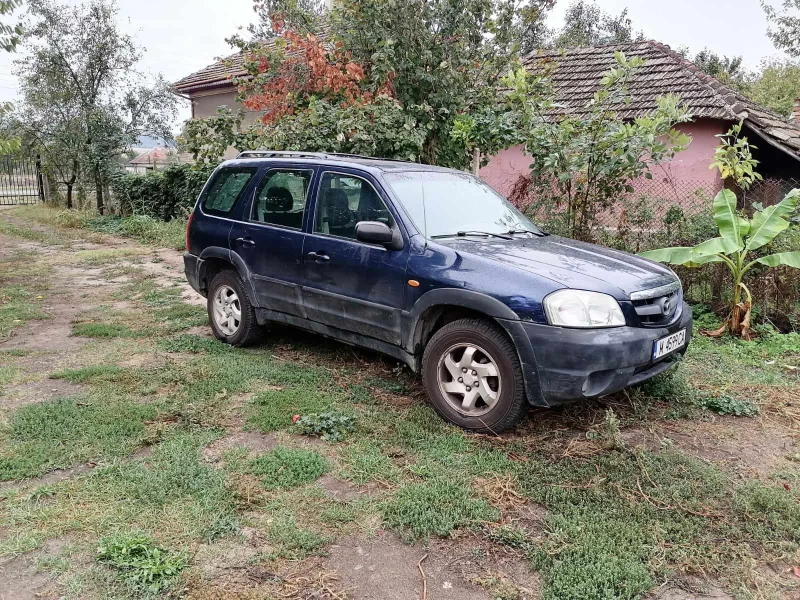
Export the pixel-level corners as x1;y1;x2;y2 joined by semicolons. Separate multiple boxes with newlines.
794;96;800;121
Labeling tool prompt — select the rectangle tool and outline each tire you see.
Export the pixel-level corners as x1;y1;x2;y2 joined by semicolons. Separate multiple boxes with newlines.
207;270;263;347
422;318;527;433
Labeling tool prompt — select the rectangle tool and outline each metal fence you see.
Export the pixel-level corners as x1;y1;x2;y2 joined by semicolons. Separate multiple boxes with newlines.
0;155;46;205
506;175;800;329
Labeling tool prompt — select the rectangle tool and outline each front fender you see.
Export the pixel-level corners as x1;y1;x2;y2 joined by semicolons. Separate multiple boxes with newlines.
404;289;546;406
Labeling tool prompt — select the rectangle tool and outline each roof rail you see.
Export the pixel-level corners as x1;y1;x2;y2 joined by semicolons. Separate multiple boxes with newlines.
235;150;332;159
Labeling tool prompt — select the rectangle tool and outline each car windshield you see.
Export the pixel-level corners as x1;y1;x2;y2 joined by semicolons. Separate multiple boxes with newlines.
383;170;541;239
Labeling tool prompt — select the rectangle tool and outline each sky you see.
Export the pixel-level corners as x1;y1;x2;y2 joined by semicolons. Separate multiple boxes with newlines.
0;0;791;129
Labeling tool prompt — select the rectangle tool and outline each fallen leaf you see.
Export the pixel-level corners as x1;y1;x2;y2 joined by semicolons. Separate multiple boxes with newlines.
784;483;791;492
292;414;301;423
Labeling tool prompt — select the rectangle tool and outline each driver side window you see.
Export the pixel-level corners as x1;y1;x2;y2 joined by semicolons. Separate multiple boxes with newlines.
313;173;395;240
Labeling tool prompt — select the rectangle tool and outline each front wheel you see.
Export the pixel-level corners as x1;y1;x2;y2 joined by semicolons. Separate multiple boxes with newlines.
422;318;527;433
207;270;262;347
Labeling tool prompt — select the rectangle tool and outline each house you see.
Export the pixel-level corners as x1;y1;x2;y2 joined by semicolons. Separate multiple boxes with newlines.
174;40;800;201
174;53;261;131
481;41;800;207
127;148;194;175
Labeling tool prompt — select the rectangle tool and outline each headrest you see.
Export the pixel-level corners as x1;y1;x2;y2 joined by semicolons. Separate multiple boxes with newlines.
264;186;293;211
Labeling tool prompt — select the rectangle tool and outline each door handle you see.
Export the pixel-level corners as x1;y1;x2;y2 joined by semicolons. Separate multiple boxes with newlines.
236;237;255;247
307;251;330;263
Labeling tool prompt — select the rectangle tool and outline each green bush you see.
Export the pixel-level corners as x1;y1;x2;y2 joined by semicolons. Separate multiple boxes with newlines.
110;163;215;221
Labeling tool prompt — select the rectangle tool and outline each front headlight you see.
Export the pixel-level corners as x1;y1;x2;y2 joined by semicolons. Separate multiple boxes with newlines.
544;290;625;328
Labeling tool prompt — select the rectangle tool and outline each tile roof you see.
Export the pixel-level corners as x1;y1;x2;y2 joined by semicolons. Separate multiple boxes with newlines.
522;40;800;161
173;52;248;94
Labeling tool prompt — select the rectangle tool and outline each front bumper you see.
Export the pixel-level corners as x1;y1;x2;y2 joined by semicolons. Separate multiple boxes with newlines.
501;302;692;406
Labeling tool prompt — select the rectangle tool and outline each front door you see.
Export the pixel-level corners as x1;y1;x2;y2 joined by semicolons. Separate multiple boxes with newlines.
229;167;316;317
301;170;409;345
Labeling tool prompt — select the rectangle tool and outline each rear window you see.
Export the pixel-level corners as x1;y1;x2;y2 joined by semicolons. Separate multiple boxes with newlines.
201;167;259;216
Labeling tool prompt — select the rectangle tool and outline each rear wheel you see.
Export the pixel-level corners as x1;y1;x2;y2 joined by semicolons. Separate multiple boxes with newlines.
422;318;527;433
207;270;262;346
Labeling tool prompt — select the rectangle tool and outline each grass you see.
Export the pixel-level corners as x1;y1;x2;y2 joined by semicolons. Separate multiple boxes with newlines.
381;478;499;542
72;322;145;338
0;396;156;481
9;205;186;250
248;446;329;489
1;207;799;598
0;285;50;340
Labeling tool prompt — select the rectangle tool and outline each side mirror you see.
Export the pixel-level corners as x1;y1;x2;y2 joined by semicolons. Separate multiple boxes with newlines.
355;221;402;250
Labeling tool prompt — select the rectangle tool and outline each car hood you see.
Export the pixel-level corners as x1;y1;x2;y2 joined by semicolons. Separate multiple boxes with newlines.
437;235;677;299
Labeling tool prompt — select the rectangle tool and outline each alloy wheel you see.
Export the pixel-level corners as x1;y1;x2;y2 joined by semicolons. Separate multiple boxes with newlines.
437;343;501;416
212;284;242;336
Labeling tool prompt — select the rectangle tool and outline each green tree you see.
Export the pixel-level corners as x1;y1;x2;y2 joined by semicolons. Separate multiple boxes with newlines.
0;0;22;155
747;57;800;117
0;0;23;52
202;0;553;168
17;0;178;213
763;0;800;57
688;47;748;91
552;0;642;48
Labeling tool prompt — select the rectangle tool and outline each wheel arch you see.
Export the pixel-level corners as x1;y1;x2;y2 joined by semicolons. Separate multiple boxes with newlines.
198;247;258;306
406;289;546;406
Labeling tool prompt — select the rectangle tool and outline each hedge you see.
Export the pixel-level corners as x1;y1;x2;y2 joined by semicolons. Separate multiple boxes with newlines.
110;163;216;221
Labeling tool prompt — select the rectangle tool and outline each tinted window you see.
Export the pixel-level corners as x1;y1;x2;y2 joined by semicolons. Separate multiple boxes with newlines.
201;167;258;216
251;169;314;229
384;171;540;238
314;173;395;240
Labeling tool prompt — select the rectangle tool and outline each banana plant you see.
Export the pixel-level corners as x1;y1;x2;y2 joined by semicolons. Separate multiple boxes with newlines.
640;188;800;339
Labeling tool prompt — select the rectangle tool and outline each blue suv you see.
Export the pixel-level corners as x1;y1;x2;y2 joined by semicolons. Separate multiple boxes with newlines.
184;151;692;432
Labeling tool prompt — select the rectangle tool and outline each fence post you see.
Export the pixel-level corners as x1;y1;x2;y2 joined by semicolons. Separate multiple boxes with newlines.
35;154;46;203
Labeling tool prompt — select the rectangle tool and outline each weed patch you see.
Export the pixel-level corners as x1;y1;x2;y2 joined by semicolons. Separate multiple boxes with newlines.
294;411;356;442
97;531;187;594
248;447;329;490
381;478;499;542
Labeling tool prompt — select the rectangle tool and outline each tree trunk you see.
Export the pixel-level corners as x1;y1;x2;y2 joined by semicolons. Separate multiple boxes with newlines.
95;168;104;215
66;184;73;209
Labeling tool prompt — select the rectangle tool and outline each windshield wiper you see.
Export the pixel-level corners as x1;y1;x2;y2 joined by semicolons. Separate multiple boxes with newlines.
431;230;512;240
507;228;547;237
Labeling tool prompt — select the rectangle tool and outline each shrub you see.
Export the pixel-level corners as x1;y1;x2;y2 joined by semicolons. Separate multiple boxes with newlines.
110;163;215;221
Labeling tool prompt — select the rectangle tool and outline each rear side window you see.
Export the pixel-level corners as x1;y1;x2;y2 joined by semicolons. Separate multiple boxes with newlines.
201;167;258;216
251;169;314;229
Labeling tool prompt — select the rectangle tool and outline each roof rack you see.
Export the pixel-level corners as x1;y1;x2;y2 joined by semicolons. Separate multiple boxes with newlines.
235;150;414;164
235;150;332;159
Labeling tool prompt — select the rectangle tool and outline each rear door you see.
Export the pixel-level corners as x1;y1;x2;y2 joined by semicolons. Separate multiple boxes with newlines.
229;166;317;317
300;169;409;345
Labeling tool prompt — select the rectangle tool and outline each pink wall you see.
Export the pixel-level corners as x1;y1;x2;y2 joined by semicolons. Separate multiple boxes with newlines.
480;119;727;200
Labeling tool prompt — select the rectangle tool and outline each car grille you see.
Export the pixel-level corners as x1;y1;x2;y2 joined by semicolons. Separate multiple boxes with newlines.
630;281;682;327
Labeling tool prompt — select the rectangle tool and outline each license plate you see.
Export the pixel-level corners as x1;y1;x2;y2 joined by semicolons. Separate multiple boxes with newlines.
652;329;686;360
